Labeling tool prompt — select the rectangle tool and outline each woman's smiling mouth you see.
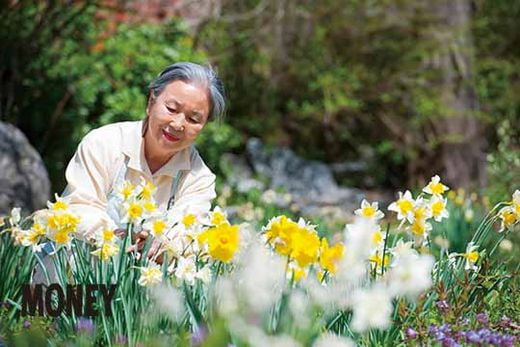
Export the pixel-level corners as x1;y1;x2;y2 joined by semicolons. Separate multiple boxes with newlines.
162;129;180;142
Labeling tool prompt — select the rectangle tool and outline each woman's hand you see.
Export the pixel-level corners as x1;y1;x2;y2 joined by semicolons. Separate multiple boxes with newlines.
124;230;164;264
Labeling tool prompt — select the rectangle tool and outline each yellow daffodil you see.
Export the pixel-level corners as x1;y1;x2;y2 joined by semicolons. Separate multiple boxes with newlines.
263;215;299;256
423;175;449;196
288;264;308;282
355;199;385;220
91;243;119;261
319;238;344;275
198;223;240;263
407;219;432;237
289;227;320;268
138;263;163;286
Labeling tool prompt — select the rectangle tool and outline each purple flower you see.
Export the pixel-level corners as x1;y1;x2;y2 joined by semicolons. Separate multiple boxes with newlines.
436;300;450;313
405;327;418;340
75;318;95;335
498;315;512;328
442;337;460;347
476;312;489;326
23;320;31;329
466;330;482;344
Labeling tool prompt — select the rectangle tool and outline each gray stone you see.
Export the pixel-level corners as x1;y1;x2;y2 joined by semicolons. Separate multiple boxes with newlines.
0;121;50;215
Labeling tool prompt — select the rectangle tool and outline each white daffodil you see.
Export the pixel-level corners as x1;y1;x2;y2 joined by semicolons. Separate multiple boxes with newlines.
411;197;432;223
195;266;212;284
118;180;136;202
207;206;229;226
429;195;449;222
351;285;393;332
137;178;156;201
462;242;479;271
422;175;449;196
121;198;145;225
47;194;70;211
406;218;432;239
391;239;415;260
388;191;415;224
94;227;118;246
355;199;385;221
513;189;520;215
498;206;518;232
91;243;119;261
387;252;434;299
174;256;197;285
138;263;163;286
143;216;170;241
9;207;21;226
370;224;385;247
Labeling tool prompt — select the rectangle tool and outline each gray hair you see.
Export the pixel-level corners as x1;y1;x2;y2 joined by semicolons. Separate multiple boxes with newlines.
148;62;226;121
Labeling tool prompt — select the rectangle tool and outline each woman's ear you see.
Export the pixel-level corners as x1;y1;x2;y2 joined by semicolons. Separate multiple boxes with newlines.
146;92;155;115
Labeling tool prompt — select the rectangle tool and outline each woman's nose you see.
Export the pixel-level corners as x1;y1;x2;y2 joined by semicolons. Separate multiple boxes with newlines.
170;113;186;131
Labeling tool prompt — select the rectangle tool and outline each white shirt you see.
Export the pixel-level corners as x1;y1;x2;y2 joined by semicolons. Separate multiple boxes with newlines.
64;121;216;239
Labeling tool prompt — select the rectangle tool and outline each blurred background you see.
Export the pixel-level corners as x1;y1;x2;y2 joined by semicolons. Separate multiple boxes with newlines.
1;0;519;231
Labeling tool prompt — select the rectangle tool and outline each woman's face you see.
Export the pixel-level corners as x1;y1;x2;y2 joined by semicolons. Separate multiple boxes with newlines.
145;80;210;159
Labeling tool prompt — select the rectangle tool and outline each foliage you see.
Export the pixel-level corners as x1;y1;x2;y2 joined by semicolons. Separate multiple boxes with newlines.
1;178;519;346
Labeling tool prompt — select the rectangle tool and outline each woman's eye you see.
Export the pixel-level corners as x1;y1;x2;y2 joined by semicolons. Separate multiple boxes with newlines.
189;118;199;123
166;106;176;113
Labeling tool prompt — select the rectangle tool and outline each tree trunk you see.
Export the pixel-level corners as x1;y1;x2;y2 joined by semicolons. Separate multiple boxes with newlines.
428;0;486;190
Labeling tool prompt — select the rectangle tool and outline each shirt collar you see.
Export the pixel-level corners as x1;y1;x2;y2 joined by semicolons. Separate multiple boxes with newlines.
122;121;192;178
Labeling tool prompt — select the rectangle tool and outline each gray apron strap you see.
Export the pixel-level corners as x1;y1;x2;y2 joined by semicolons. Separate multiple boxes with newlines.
167;148;196;210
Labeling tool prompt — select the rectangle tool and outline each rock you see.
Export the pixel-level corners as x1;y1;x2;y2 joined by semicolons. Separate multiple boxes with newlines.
244;138;364;219
0;122;50;215
221;153;265;193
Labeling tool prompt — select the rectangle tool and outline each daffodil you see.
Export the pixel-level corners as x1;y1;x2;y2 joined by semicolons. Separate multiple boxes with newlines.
47;194;69;211
118;180;136;201
371;225;385;246
429;196;449;222
198;223;240;263
388;191;415;223
142;201;157;214
462;242;479;271
287;262;308;282
122;199;144;224
174;256;197;284
263;215;299;256
369;251;390;269
423;175;449;196
498;206;518;232
20;223;46;250
209;206;229;226
139;180;156;201
319;238;344;275
91;243;119;261
289;227;321;268
138;263;163;286
407;219;432;238
9;207;21;226
143;217;169;240
182;213;197;228
355;199;384;220
95;228;117;245
412;198;432;222
513;190;520;215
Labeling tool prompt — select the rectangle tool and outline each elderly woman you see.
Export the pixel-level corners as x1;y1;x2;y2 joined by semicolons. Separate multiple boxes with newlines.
63;62;225;244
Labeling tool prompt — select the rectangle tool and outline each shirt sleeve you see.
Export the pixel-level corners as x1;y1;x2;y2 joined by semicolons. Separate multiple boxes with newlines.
63;131;117;241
